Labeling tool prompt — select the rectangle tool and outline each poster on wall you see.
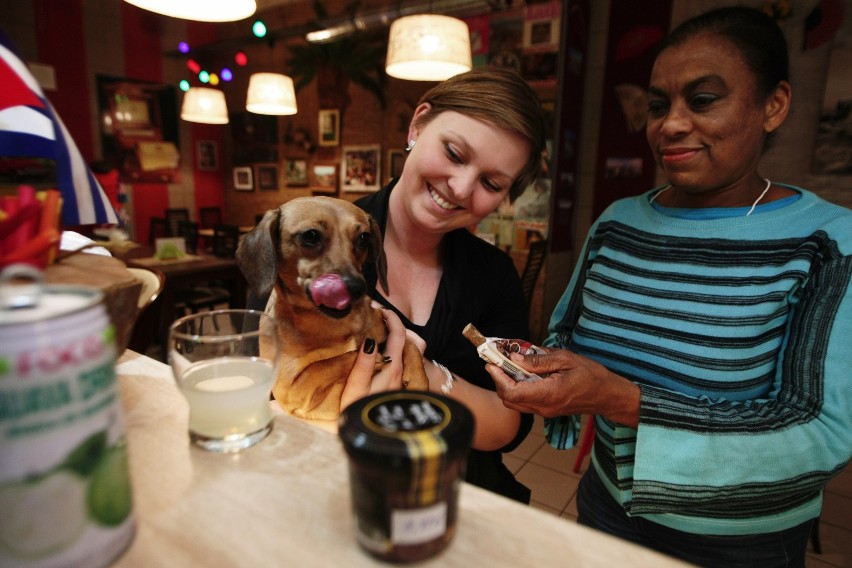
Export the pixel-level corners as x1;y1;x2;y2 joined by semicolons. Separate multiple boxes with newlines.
341;145;381;192
812;14;852;174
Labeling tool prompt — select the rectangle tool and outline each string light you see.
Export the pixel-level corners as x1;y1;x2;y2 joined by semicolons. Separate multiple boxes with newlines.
178;41;190;54
179;80;190;91
221;68;233;81
252;20;267;38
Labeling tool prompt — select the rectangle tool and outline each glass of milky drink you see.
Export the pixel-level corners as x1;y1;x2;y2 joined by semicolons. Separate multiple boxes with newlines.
168;309;281;453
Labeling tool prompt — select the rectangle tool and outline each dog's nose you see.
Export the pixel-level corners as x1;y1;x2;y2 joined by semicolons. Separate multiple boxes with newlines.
342;274;366;300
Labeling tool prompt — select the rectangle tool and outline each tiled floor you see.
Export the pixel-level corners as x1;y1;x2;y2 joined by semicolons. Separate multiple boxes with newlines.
505;415;852;567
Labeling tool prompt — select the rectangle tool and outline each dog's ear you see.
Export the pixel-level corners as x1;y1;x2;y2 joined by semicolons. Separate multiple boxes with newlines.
368;216;389;294
236;209;281;298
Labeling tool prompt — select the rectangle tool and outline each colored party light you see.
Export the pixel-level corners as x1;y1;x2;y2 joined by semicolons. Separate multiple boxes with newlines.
179;79;190;91
221;68;233;81
252;20;267;38
199;70;210;83
235;52;248;66
178;41;190;53
208;73;220;86
187;59;201;74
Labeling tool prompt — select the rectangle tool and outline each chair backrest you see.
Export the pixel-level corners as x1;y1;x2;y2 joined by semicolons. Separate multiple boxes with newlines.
211;224;239;258
148;217;169;246
127;267;165;310
165;208;190;237
520;239;548;309
199;206;223;229
177;220;199;254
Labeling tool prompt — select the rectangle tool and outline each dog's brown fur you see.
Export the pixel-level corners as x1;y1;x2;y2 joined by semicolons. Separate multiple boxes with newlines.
236;197;429;420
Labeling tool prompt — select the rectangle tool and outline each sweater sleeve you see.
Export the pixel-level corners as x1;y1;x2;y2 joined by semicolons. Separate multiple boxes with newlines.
629;251;852;517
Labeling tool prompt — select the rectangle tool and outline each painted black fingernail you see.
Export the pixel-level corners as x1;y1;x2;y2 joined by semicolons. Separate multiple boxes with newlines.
383;355;392;364
363;338;376;354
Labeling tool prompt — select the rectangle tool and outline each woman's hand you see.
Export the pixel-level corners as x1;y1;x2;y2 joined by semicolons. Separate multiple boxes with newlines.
340;307;409;410
485;348;641;428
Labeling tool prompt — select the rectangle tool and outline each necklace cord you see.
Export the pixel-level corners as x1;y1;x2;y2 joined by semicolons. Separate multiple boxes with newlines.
649;179;771;216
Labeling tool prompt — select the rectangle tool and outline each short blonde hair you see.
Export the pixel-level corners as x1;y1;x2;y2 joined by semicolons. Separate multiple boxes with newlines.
414;67;546;202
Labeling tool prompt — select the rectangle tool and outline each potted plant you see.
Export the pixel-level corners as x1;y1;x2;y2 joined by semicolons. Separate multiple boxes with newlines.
286;0;387;112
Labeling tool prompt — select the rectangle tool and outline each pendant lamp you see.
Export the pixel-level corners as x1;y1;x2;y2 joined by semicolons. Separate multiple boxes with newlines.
123;0;256;22
385;15;472;81
181;87;229;124
246;73;298;115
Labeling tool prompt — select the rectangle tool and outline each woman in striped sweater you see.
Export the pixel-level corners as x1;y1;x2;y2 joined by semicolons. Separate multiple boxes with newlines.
487;7;852;567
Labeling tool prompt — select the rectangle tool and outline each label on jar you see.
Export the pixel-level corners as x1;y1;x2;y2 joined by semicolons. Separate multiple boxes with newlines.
391;502;448;545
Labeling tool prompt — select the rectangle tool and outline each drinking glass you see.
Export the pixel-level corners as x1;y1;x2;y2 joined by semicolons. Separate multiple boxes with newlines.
168;309;280;453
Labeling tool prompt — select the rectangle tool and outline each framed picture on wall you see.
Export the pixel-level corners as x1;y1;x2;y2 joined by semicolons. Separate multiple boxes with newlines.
341;144;381;192
386;149;405;183
233;166;253;191
284;159;309;186
196;140;218;171
311;163;337;193
318;109;340;147
255;163;279;190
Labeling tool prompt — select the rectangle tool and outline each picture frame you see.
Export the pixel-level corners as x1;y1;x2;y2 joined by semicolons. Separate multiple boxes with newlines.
196;140;218;171
341;144;381;192
284;159;309;186
318;109;340;147
233;166;253;191
255;163;279;191
311;163;337;193
386;149;405;183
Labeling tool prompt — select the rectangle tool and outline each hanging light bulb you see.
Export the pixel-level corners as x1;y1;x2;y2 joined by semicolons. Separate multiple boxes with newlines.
123;0;256;22
246;73;298;115
385;15;472;81
181;87;229;124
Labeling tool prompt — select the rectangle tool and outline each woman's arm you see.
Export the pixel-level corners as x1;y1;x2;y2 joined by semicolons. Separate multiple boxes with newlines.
423;359;521;450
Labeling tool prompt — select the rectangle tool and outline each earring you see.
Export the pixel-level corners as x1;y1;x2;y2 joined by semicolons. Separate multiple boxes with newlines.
405;139;416;152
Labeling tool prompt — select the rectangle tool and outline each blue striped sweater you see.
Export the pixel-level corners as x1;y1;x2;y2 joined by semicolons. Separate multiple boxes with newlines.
544;185;852;535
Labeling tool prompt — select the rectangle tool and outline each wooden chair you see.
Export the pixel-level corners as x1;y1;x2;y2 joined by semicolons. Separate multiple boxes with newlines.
165;208;190;237
148;217;169;247
126;266;165;355
210;224;239;258
177;220;199;254
520;239;548;310
199;206;223;229
178;224;240;317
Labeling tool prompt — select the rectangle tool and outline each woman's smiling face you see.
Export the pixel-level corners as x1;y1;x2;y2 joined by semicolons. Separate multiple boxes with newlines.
396;107;529;234
646;33;774;199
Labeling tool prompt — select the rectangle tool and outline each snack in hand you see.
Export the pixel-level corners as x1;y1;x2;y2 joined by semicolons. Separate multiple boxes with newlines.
462;323;544;382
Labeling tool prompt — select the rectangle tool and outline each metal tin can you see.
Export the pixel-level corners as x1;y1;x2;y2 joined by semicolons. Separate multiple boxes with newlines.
0;265;135;568
339;390;474;563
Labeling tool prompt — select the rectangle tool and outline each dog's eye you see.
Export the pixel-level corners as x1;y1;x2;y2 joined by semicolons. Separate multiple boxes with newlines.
300;229;323;247
355;232;372;251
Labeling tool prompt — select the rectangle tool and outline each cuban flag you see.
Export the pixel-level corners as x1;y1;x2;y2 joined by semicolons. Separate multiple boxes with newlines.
0;34;118;226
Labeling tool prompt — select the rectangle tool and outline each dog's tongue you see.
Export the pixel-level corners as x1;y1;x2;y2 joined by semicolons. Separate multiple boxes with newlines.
310;274;351;310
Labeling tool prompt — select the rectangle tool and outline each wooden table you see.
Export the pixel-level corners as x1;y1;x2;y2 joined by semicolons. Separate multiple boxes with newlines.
116;247;247;359
111;351;693;567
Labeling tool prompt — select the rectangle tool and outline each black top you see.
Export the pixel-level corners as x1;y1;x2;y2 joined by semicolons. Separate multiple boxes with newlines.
356;180;534;503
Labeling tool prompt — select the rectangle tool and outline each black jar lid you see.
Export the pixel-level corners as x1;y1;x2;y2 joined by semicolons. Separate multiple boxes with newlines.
339;390;474;466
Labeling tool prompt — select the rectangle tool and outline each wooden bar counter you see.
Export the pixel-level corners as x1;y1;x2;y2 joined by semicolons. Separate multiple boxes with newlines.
112;351;692;567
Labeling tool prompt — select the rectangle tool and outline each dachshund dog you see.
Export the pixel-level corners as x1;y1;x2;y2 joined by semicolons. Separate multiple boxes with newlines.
236;197;429;420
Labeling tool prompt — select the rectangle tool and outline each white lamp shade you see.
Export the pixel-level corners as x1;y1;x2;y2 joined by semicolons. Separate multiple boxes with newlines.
386;15;472;81
181;87;229;124
246;73;298;115
123;0;256;22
